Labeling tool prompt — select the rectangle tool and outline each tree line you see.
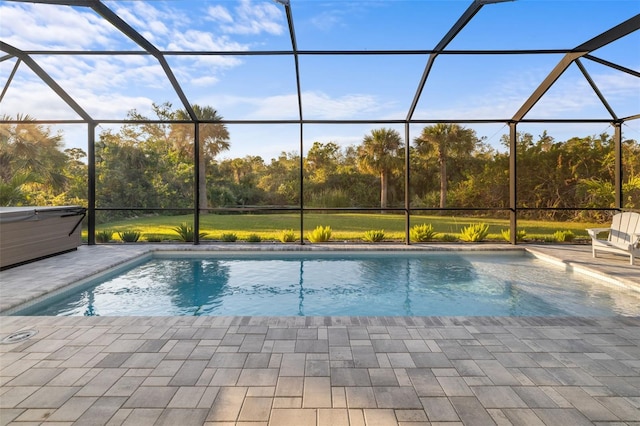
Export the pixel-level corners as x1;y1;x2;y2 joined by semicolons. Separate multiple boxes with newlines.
2;103;639;224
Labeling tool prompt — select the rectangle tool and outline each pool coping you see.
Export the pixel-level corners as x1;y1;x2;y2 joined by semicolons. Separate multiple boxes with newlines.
1;243;638;316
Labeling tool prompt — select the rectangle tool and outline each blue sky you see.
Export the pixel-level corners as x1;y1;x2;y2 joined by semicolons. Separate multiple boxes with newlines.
1;0;639;160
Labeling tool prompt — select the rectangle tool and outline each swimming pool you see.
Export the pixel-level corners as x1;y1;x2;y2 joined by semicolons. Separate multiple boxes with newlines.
16;251;640;317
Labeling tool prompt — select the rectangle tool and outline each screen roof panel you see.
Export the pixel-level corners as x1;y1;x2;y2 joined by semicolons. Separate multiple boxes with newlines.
448;0;640;50
104;0;292;52
31;54;185;120
293;1;468;50
414;54;569;120
298;54;427;120
0;58;82;119
165;54;300;120
580;60;640;120
525;63;617;120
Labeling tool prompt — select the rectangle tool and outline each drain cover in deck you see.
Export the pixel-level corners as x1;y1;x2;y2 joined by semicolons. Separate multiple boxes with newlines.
2;329;37;344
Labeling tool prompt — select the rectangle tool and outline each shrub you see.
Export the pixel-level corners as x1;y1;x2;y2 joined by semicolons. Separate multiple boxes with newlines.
459;223;489;242
173;223;207;242
307;188;351;208
440;233;458;242
118;230;141;242
278;229;296;243
501;229;526;242
95;230;113;243
307;225;332;243
145;234;163;242
246;233;262;243
552;230;575;242
362;229;385;243
410;223;436;242
221;232;238;242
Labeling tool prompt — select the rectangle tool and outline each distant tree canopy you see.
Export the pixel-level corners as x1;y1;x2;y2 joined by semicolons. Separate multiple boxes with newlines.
2;106;639;223
0;114;86;206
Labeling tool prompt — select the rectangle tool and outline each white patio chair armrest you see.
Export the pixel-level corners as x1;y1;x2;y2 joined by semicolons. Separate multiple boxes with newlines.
586;227;610;238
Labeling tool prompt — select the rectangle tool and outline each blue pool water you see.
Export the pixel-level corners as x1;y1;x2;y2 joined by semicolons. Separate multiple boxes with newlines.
18;251;640;317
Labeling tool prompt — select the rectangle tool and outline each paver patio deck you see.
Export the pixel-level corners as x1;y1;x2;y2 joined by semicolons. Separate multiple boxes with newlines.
1;244;639;425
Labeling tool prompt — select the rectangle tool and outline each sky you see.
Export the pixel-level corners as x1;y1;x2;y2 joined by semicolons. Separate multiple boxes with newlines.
1;0;639;161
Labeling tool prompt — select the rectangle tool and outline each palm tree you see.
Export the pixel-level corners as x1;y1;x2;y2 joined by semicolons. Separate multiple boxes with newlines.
230;157;250;184
413;124;477;209
0;172;33;206
172;106;230;211
357;128;403;210
0;114;68;204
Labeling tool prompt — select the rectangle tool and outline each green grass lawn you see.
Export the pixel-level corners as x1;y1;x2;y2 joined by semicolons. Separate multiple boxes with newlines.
87;212;602;243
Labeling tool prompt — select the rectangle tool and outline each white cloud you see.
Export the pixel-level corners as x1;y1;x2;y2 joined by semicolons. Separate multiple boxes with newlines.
309;10;345;32
245;93;299;118
35;55;166;92
207;5;234;24
522;70;640;119
2;79;78;119
0;1;256;118
306;1;382;32
304;132;364;149
112;2;190;47
207;90;383;120
302;91;384;119
591;72;640;102
167;30;248;52
148;20;170;38
410;65;638;148
1;73;152;122
83;93;154;120
111;1;186;42
414;62;640;121
206;0;285;35
245;91;383;119
168;54;243;92
235;0;284;35
111;6;147;35
110;1;255;51
3;52;178;122
191;76;221;87
0;3;127;50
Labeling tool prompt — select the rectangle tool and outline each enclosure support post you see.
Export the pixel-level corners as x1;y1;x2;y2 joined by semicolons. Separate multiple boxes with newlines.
299;123;305;245
87;122;96;245
405;122;411;245
614;122;623;210
509;121;517;245
194;122;200;245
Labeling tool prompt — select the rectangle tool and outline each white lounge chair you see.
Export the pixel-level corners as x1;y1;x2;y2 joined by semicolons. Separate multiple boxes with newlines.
586;212;640;265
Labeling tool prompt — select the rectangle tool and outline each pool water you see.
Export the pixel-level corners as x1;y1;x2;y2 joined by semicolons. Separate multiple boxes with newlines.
19;251;640;316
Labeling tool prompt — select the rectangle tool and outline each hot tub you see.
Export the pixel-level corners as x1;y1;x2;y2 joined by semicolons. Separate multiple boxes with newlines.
0;206;86;269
